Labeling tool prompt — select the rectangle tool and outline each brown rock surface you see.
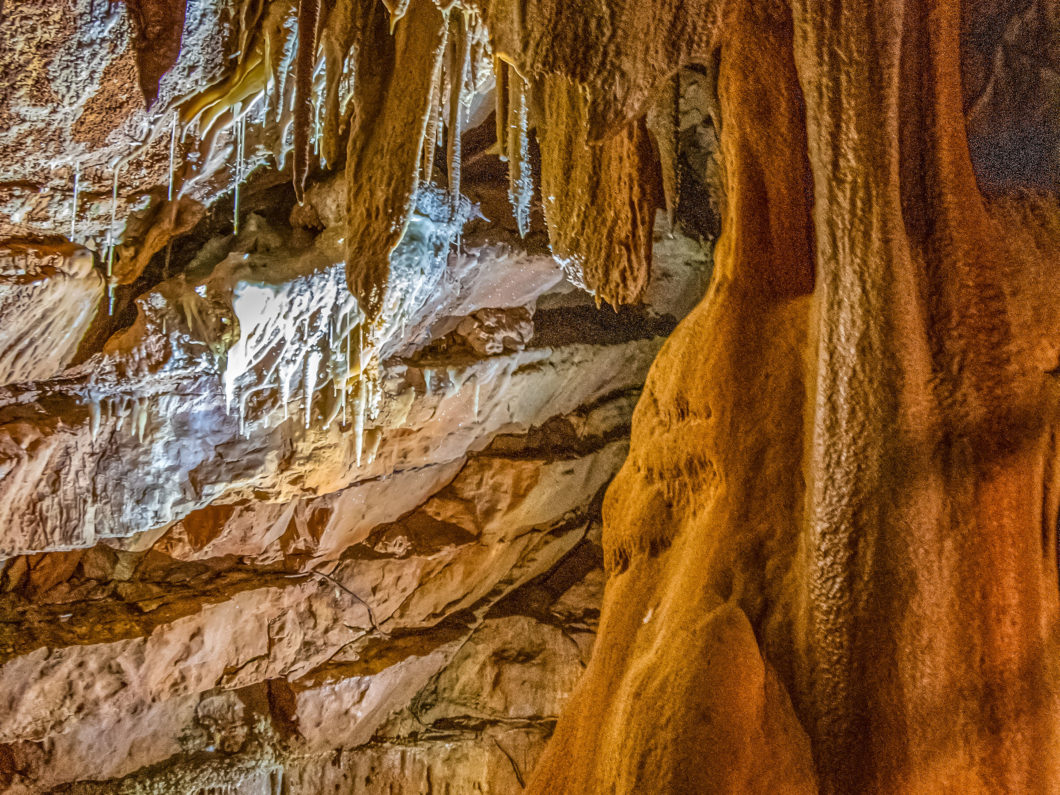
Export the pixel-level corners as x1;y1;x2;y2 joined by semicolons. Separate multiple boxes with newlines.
0;51;710;783
526;1;1060;794
4;0;1057;792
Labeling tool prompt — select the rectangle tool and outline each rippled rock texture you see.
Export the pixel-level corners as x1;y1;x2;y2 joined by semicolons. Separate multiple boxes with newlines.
0;202;709;791
0;0;718;785
0;13;715;780
0;180;709;790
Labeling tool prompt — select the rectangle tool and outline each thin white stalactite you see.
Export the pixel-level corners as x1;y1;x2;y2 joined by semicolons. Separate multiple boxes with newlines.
234;108;245;235
353;376;365;466
168;113;178;202
88;396;101;440
312;55;326;160
342;317;352;426
507;72;532;238
69;161;79;241
447;13;469;208
304;349;321;430
106;162;120;315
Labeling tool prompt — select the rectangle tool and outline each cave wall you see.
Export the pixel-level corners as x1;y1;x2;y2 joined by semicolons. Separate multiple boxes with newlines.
4;0;1060;792
0;207;712;792
0;3;719;788
0;99;713;794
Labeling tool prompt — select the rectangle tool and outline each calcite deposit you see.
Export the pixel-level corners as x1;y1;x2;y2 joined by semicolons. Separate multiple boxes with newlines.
0;181;709;791
0;2;718;786
4;0;1059;792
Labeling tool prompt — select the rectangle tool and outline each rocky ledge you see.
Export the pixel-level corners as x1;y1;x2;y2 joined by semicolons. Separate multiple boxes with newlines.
0;193;709;791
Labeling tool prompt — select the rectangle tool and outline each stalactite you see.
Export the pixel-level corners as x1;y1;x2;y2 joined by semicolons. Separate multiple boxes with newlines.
421;47;445;184
69;162;79;242
381;0;412;33
480;0;717;143
446;11;469;206
268;5;299;124
315;0;362;169
180;1;296;140
293;0;320;204
319;32;345;169
493;56;509;158
275;67;298;170
88;397;101;440
182;56;266;138
353;374;365;466
7;2;1060;794
644;74;680;231
106;162;121;315
505;64;531;238
167;113;178;202
303;349;321;429
312;55;326;159
237;0;266;62
234;108;245;234
135;398;148;443
466;15;489;94
343;0;448;317
535;76;660;306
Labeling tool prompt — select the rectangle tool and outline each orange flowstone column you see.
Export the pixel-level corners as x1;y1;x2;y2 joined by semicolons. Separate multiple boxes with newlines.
527;2;819;791
792;0;1060;790
529;0;1060;792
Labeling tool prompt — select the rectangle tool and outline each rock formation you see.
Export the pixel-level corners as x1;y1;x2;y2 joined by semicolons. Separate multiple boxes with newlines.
527;1;1060;793
1;0;1058;792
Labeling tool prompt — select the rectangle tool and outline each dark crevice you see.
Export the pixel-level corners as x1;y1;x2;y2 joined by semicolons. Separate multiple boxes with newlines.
529;304;677;349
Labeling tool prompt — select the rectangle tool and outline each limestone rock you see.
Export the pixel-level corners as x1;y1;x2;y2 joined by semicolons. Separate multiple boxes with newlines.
454;306;534;355
0;3;726;791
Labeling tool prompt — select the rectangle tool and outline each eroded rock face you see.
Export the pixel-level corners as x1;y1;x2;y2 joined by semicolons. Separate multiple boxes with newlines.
0;216;707;791
0;0;722;791
0;104;710;788
9;0;1060;792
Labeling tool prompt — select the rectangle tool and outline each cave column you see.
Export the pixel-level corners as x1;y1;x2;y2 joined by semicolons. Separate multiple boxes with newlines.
790;1;1060;791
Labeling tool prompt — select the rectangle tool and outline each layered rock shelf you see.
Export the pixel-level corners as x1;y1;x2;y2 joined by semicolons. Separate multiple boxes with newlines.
0;155;710;790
